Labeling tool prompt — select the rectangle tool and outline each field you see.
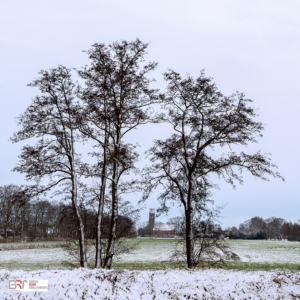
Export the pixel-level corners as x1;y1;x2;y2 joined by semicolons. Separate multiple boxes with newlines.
1;239;300;299
1;239;300;271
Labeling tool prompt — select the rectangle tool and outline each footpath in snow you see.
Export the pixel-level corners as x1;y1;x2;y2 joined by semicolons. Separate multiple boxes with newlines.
0;268;300;299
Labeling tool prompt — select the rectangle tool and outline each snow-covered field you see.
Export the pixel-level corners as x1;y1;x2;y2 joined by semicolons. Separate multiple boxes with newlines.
1;239;300;271
1;268;300;299
0;248;66;270
119;239;300;264
227;240;300;263
1;240;300;299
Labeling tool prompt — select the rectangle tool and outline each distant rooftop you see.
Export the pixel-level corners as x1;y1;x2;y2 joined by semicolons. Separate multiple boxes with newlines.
154;224;175;231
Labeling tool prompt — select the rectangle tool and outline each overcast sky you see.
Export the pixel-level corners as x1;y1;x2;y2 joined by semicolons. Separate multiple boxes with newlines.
0;0;299;228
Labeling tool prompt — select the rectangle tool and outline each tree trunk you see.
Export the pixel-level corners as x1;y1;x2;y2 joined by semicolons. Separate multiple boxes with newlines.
35;219;38;240
185;181;195;268
13;220;16;242
95;118;109;269
21;221;23;241
185;207;195;268
71;168;88;268
95;187;105;268
103;161;118;269
95;143;107;268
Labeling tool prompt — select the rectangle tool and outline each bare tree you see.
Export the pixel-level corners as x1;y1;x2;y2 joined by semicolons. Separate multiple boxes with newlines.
146;70;283;268
281;222;300;241
11;66;88;267
167;216;183;235
238;216;266;237
265;217;285;239
16;190;31;241
0;185;21;238
30;200;51;239
44;201;65;238
77;39;160;269
230;226;238;235
171;206;231;267
76;47;111;268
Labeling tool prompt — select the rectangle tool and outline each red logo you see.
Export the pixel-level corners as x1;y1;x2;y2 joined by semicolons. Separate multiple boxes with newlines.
16;280;23;289
9;280;27;290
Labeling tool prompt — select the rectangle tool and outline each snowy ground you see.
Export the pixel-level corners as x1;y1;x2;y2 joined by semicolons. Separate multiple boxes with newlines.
1;239;300;271
0;248;66;270
1;240;300;299
118;239;300;264
227;240;300;263
1;268;300;299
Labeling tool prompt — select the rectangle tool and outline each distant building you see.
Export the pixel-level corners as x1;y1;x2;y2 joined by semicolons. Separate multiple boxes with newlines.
153;223;175;237
149;208;155;235
149;208;175;237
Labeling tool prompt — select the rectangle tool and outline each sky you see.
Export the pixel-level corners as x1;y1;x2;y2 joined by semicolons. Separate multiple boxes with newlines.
0;0;299;228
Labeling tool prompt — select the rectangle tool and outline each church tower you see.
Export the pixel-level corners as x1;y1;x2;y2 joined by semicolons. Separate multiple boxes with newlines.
149;208;155;236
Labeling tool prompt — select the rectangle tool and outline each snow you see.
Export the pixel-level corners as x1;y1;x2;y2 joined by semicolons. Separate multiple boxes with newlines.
1;240;300;298
228;240;300;263
0;248;67;270
1;240;300;269
154;224;175;231
118;239;300;264
1;268;299;299
1;240;300;272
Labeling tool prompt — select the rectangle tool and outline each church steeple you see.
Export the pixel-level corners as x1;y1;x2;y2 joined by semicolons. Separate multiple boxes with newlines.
149;208;155;236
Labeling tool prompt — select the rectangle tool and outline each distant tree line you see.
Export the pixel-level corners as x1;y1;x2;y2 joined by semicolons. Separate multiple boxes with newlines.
0;184;136;241
227;216;300;241
138;213;224;239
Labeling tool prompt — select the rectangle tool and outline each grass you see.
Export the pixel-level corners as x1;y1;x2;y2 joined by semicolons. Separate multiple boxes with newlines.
0;240;69;247
0;241;69;251
111;261;300;272
220;261;300;272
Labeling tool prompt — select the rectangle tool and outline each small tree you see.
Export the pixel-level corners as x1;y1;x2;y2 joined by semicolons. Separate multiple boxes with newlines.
12;66;88;267
146;70;283;268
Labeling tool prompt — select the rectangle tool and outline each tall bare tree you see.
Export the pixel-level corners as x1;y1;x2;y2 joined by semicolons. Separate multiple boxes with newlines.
11;66;88;267
76;45;112;268
146;70;284;268
77;39;160;269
